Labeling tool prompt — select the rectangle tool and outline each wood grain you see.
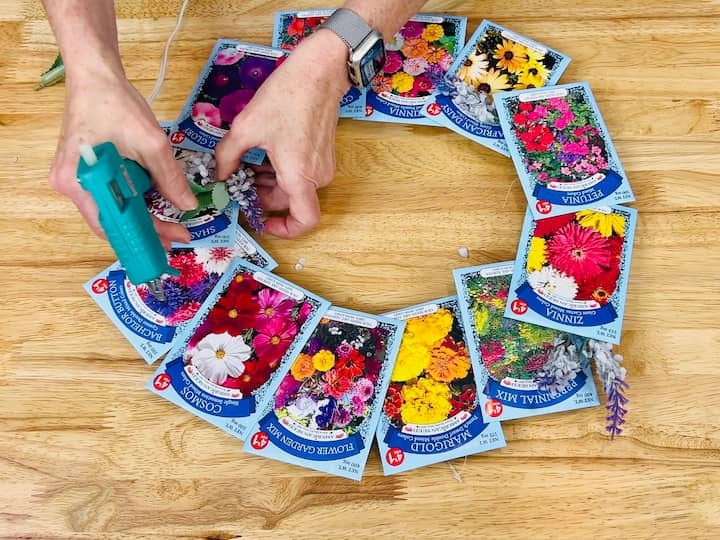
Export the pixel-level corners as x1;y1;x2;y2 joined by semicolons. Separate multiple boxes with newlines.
1;1;719;538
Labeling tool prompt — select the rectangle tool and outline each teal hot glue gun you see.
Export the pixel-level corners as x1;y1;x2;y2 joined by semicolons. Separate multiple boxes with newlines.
77;142;179;301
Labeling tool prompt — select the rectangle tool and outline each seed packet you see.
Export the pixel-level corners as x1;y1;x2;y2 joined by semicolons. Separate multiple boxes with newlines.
495;82;635;218
505;206;638;344
358;14;466;125
422;20;570;155
172;40;289;165
376;297;506;475
147;259;330;441
454;262;599;422
85;229;277;364
272;9;366;118
243;307;405;481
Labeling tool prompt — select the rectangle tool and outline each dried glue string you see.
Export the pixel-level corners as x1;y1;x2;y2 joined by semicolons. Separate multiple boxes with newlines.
146;0;190;105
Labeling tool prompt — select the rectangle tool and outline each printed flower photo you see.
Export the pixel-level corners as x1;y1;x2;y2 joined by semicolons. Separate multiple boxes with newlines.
275;13;327;51
273;318;390;436
383;307;476;430
180;272;315;396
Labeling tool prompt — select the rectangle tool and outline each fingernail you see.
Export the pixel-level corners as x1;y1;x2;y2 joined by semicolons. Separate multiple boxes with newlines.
179;192;198;211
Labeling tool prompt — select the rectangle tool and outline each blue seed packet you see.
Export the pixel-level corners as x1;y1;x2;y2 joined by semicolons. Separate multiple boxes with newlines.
505;206;638;345
357;14;467;125
375;297;506;475
146;258;330;441
495;82;635;218
85;228;277;364
172;40;289;165
271;9;366;118
454;262;600;422
243;307;405;481
422;20;570;155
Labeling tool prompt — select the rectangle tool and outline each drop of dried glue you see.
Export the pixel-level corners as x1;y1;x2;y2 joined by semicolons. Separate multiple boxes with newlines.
457;247;469;258
294;262;304;271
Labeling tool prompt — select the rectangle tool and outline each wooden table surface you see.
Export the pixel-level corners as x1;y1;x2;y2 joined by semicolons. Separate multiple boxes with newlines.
1;1;719;538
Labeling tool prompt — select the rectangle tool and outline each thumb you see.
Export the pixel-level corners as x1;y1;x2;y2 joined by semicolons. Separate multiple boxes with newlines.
215;120;258;180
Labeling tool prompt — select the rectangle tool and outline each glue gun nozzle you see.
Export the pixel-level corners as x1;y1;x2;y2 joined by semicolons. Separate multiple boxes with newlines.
147;278;166;302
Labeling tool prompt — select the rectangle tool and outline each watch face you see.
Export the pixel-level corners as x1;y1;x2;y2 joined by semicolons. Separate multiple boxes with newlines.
360;38;386;88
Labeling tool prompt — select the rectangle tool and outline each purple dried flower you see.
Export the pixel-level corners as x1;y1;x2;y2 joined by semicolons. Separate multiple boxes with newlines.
605;378;629;440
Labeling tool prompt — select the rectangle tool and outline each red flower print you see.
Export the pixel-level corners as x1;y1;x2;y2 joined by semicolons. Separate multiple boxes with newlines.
253;317;298;364
449;387;476;417
305;16;324;29
225;358;274;394
384;384;403;421
519;102;533;112
287;17;305;37
514;113;528;126
576;266;620;305
533;213;577;238
336;348;366;379
322;369;352;399
228;272;261;295
207;289;259;336
547;222;612;281
169;252;207;288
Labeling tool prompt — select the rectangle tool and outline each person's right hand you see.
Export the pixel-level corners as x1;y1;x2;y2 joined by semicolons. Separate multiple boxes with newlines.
49;66;198;248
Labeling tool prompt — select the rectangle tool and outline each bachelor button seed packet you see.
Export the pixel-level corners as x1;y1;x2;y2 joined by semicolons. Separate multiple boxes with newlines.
422;20;570;155
172;40;289;164
147;258;330;441
505;206;638;345
376;297;506;476
494;82;635;219
453;262;599;422
272;10;366;118
85;228;277;364
243;307;405;481
358;14;467;125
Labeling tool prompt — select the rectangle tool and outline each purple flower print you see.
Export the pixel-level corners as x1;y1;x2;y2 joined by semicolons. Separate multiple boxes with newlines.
219;89;255;125
238;57;276;88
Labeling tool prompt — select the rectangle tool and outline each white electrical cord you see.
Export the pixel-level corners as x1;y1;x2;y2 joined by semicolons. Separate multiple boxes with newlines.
146;0;190;105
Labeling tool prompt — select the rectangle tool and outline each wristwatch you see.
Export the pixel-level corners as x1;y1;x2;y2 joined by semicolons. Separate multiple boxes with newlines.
319;8;386;89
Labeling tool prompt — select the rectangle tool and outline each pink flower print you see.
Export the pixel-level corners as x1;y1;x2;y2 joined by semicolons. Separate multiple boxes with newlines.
256;288;294;323
191;102;222;128
539;172;549;181
383;51;403;74
402;57;428;76
351;395;366;416
167;301;201;325
438;52;454;71
215;47;245;66
534;105;548;118
561;166;571;175
400;20;424;39
592;146;602;155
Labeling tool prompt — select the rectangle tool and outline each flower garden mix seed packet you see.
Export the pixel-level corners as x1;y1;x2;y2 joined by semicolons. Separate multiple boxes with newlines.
505;206;638;344
172;40;288;164
359;14;467;125
495;82;635;219
376;297;506;475
85;229;277;364
454;262;599;422
244;307;405;481
147;259;330;440
422;20;570;155
272;10;366;118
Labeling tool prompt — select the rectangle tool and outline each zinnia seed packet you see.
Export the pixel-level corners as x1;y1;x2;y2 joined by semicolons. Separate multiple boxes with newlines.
495;82;635;218
505;206;638;344
85;228;277;364
147;259;330;441
272;9;366;118
172;40;289;164
357;14;467;125
454;262;600;422
422;20;570;155
376;297;506;476
243;307;405;481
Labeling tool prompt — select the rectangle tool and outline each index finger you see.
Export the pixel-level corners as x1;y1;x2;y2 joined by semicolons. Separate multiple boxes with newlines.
262;181;321;238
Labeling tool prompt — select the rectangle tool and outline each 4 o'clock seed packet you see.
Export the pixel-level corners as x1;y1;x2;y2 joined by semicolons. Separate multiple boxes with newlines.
454;262;600;422
376;297;505;475
243;307;405;481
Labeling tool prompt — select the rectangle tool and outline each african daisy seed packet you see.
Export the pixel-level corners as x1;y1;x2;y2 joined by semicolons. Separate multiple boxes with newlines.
85;228;277;364
505;206;638;345
454;262;600;422
422;20;570;155
495;82;635;219
147;258;330;440
171;40;289;164
243;307;405;481
272;9;366;118
376;297;506;476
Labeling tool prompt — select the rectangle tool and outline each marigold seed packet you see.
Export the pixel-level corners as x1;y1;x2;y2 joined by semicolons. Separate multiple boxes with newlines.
505;206;638;344
272;9;366;118
495;82;635;219
454;262;599;422
172;40;289;164
422;20;570;155
85;228;277;364
147;259;330;440
376;297;505;475
243;307;405;481
355;14;467;125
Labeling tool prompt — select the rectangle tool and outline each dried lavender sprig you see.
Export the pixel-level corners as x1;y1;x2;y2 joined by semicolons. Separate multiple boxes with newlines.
605;378;629;440
226;168;265;232
533;335;583;395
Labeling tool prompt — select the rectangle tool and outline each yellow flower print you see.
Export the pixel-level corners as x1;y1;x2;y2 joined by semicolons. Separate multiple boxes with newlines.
312;349;335;372
527;236;548;272
391;71;415;93
400;377;452;425
422;23;445;42
457;50;489;86
391;338;430;382
474;68;511;94
474;307;490;336
493;39;528;73
576;210;626;238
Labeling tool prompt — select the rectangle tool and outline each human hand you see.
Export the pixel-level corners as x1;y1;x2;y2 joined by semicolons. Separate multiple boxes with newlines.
215;30;350;238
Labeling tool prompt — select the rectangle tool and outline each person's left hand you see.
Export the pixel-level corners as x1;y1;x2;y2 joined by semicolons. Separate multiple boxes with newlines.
215;29;350;238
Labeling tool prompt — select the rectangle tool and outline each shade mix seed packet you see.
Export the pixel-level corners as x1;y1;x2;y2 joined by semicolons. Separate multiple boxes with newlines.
422;20;570;155
505;206;638;344
147;258;330;440
495;82;635;218
243;307;405;481
172;40;288;164
454;262;599;422
376;297;506;475
272;9;366;118
85;229;277;364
